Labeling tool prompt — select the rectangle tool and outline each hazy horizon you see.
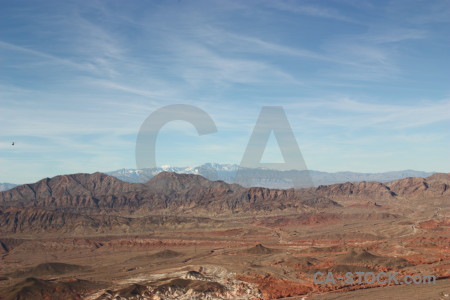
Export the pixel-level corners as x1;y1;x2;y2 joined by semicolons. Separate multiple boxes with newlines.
2;161;442;185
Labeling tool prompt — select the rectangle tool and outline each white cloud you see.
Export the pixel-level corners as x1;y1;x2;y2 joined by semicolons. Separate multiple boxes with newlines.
263;0;358;23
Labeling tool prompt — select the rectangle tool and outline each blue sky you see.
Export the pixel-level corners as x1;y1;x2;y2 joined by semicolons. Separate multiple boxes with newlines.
1;0;449;183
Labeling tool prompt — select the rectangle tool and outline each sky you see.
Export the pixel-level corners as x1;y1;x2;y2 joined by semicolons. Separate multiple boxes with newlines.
1;0;449;184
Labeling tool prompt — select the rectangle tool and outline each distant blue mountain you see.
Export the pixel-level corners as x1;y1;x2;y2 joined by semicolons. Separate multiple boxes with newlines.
0;183;18;192
107;164;434;189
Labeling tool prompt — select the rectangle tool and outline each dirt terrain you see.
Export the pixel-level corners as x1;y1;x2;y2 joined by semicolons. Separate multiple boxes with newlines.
0;172;449;299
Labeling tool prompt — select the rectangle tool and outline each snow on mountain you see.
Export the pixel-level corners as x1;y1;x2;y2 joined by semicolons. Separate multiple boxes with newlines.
106;164;434;188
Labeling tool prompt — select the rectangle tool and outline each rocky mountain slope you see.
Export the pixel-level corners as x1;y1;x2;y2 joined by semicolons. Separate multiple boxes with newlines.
0;172;448;235
0;172;338;213
313;173;450;201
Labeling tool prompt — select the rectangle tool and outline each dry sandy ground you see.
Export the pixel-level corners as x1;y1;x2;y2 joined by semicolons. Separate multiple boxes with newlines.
1;203;449;299
299;278;450;300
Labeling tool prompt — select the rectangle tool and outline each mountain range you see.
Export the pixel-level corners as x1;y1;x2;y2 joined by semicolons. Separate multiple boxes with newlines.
0;171;448;235
106;163;434;188
0;164;434;192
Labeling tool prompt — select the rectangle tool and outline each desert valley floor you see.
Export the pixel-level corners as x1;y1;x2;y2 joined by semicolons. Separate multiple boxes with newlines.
0;172;449;299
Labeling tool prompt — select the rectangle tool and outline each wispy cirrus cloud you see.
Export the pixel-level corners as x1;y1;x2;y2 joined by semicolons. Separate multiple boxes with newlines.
0;40;95;72
0;0;449;182
287;97;450;129
262;0;358;23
